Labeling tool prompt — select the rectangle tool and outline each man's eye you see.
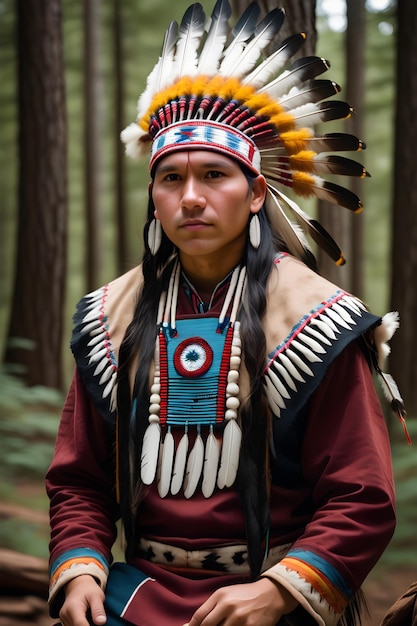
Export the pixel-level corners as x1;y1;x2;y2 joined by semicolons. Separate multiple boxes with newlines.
207;171;223;179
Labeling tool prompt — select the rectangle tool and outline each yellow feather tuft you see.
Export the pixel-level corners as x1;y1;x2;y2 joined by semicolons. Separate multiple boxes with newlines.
270;110;297;133
289;151;318;172
279;129;313;154
292;171;317;197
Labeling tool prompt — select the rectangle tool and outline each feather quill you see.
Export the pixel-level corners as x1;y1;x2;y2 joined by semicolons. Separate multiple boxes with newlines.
184;433;205;498
221;8;285;78
173;3;206;79
170;431;189;495
158;428;175;498
198;0;231;75
140;421;161;485
202;429;221;498
264;187;312;265
217;419;242;489
243;33;306;88
220;2;260;76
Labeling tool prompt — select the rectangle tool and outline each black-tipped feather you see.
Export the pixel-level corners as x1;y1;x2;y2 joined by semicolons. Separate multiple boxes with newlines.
221;7;285;77
198;0;231;74
305;132;367;153
262;56;330;97
244;33;306;88
270;185;345;264
313;180;363;212
279;79;340;109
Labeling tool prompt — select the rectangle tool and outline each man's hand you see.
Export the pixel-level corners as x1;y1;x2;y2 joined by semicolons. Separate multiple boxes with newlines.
182;577;298;625
59;574;106;626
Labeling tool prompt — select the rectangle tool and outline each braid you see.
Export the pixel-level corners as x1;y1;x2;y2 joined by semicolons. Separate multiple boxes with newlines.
237;207;276;578
117;195;176;555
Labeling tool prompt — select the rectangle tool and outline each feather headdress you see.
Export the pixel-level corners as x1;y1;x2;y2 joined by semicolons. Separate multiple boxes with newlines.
121;0;368;265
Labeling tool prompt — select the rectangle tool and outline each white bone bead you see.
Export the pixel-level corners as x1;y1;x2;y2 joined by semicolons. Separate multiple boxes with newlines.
230;356;241;369
226;382;239;396
226;396;240;410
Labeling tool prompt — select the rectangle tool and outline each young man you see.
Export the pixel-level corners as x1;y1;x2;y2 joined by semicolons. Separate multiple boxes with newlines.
47;3;405;625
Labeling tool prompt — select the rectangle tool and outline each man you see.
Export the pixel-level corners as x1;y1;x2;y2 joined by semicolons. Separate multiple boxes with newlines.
47;3;406;625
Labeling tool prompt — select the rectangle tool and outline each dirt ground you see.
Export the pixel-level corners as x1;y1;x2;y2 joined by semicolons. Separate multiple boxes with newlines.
363;566;417;625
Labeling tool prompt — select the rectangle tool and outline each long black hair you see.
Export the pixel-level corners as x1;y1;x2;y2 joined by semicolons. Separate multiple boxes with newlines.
117;166;282;574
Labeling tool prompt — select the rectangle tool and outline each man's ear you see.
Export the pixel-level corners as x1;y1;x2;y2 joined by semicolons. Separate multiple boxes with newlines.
250;175;267;214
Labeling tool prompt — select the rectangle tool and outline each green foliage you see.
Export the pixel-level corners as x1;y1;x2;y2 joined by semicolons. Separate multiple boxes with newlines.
0;367;61;478
0;367;62;557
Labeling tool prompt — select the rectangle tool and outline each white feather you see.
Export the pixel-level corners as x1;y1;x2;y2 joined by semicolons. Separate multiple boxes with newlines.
265;188;310;263
140;421;161;485
243;33;305;89
202;430;220;498
120;123;148;161
148;218;162;256
378;371;406;418
171;431;189;495
373;311;400;367
184;433;205;499
220;8;284;79
136;21;178;121
219;2;259;75
261;57;330;99
198;0;231;75
217;419;242;489
173;4;206;80
158;429;175;498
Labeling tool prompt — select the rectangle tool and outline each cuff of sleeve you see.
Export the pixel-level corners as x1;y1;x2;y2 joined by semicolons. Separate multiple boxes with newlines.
261;554;350;626
49;548;109;617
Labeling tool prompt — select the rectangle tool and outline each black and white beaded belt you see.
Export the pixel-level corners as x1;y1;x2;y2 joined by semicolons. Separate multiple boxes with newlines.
137;537;291;574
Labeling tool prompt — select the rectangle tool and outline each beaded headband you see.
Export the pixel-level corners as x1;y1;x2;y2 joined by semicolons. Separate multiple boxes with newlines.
150;120;261;174
121;0;369;265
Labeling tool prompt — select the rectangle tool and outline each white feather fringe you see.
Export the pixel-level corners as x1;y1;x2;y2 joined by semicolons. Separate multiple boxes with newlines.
217;419;242;489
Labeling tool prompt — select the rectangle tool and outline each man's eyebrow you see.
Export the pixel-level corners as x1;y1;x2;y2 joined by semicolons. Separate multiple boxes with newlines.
156;158;235;174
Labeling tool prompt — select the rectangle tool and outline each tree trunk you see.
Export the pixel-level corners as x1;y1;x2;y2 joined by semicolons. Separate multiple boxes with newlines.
232;0;316;55
318;0;366;295
113;0;128;275
389;0;417;415
83;0;102;291
5;0;67;389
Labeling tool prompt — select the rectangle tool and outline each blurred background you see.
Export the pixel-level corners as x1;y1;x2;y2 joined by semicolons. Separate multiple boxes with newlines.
0;0;416;624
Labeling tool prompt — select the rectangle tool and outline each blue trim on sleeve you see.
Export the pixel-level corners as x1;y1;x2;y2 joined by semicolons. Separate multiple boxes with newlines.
286;548;353;599
50;547;109;577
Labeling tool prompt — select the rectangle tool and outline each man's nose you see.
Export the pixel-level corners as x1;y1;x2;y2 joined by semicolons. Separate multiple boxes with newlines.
180;175;206;210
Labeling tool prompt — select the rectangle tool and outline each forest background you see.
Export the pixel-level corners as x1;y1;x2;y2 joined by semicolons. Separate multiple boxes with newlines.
0;0;416;624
